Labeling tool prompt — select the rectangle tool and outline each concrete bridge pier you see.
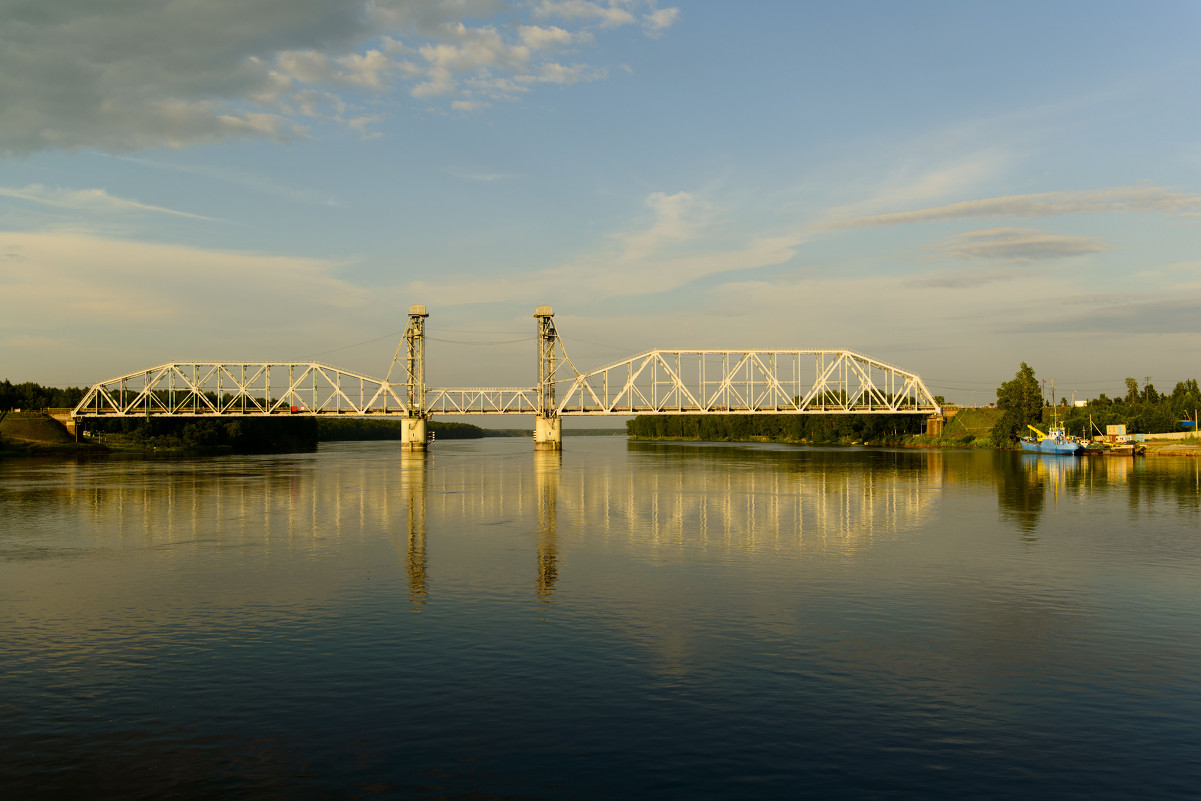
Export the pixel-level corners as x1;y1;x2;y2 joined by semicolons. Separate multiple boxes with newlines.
534;416;561;451
401;416;428;452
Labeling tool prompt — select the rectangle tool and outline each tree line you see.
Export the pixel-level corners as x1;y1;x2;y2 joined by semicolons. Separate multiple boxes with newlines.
626;411;925;443
1;379;87;410
316;418;486;440
83;416;320;452
994;364;1200;442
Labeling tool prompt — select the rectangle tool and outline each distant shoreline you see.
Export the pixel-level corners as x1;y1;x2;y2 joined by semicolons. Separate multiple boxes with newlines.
627;434;1201;457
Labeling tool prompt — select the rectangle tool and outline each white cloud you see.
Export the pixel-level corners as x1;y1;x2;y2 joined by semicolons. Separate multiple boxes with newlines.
519;63;607;85
617;191;705;262
0;184;220;221
519;25;580;49
0;0;675;154
533;1;638;28
643;7;680;35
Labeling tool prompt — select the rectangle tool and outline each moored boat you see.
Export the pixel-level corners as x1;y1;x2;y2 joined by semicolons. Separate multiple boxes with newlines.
1020;424;1084;455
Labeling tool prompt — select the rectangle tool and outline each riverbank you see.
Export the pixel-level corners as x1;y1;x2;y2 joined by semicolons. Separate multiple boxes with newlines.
1143;438;1201;457
628;431;1201;457
0;412;108;457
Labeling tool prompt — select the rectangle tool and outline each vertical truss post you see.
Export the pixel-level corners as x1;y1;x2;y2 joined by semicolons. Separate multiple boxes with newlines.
400;304;429;451
534;304;561;450
405;305;428;415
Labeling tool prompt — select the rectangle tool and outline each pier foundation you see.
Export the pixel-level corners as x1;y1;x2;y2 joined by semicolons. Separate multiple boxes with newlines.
534;416;561;451
401;416;428;452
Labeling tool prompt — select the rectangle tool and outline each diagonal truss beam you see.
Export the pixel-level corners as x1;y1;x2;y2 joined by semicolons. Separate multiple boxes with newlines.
72;362;409;418
70;345;939;420
554;349;940;416
425;388;539;415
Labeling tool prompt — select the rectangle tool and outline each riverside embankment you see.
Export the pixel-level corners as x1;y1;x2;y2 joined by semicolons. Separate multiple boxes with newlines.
0;412;108;457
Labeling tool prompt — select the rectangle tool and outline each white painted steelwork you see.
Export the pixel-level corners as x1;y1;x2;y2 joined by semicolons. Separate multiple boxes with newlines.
71;307;940;421
553;349;941;415
425;387;539;415
71;362;409;418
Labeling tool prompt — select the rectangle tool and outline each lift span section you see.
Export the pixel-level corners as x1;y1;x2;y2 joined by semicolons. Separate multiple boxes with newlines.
553;349;940;416
72;362;410;418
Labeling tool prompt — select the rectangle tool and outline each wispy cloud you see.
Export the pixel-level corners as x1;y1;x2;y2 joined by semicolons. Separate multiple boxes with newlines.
0;184;220;221
444;165;518;182
905;267;1038;290
820;186;1201;230
406;190;800;306
0;231;366;335
926;227;1114;262
813;148;1015;227
1026;295;1201;335
616;191;705;262
109;155;344;206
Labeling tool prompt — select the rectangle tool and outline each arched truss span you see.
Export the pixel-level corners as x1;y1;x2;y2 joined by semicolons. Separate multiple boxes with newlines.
71;362;409;418
554;349;941;416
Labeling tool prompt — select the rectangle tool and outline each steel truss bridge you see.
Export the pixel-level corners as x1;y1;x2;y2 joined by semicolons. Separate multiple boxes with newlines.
71;305;941;444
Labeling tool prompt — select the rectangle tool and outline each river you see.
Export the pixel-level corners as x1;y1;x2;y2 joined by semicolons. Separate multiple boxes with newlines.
2;438;1199;799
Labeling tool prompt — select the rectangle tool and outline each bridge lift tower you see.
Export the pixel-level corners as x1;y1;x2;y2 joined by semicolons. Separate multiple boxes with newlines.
534;305;562;451
387;304;430;451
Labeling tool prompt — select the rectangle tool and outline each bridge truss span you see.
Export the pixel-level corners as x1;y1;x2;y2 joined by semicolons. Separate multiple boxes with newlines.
72;362;410;418
554;349;941;416
425;387;539;415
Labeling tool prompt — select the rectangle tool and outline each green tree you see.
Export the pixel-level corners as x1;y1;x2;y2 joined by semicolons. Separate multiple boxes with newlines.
992;362;1043;443
1124;377;1140;404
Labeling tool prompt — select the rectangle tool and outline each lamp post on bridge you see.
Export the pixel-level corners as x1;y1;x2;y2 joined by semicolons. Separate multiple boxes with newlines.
534;305;562;451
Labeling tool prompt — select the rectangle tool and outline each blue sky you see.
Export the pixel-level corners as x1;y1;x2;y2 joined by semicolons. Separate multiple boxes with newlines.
2;0;1199;404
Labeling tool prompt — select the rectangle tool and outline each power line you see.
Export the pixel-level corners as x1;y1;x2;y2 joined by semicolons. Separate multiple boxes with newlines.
427;336;533;346
305;329;407;358
428;327;529;335
561;336;638;352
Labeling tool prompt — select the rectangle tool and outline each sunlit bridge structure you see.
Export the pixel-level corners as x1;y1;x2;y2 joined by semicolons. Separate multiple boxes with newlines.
72;304;941;450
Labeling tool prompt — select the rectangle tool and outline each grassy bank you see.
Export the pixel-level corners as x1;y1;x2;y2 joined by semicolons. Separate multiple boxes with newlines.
0;412;108;457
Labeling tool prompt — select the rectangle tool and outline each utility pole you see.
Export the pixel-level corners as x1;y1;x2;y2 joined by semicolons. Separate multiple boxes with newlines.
1145;376;1151;402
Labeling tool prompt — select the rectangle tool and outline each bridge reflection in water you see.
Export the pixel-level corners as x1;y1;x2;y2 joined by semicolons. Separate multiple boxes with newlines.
406;443;943;601
34;441;947;603
25;442;1198;604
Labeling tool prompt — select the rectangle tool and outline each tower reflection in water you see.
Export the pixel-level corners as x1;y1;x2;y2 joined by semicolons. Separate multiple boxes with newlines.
401;451;427;604
534;450;561;602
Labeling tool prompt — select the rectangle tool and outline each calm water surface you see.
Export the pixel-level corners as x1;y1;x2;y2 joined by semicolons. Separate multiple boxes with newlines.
2;438;1199;799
